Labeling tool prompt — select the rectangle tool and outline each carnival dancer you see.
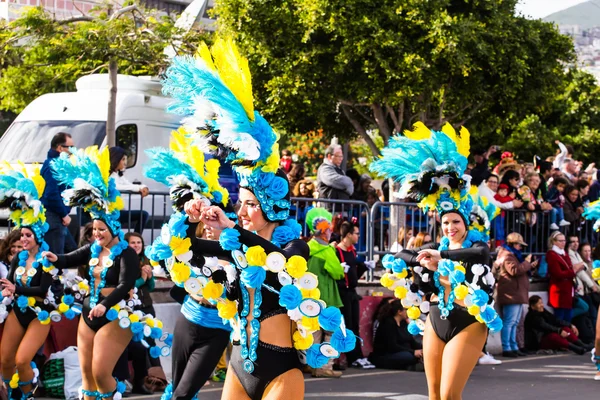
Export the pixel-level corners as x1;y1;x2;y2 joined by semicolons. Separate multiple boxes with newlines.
159;38;356;400
581;200;600;380
370;122;502;399
43;147;171;400
143;129;234;400
0;164;57;400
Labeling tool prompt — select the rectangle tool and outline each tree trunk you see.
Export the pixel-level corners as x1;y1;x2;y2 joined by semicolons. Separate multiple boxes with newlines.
107;59;117;147
341;104;380;157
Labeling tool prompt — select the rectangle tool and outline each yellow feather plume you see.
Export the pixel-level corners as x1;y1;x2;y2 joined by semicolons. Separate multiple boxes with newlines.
98;147;110;187
441;123;470;158
197;42;216;71
171;128;206;179
210;38;254;121
32;174;46;199
458;126;471;157
403;122;431;140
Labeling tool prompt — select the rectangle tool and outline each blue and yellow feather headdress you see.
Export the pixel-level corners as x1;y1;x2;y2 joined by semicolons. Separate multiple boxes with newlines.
145;128;229;212
51;146;123;235
371;122;494;240
162;38;290;221
0;162;48;243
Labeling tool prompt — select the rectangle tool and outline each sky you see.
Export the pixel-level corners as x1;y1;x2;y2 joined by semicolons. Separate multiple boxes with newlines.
515;0;589;19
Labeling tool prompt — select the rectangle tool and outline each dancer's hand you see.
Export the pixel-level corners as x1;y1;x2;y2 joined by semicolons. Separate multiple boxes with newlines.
201;206;235;230
184;199;208;223
0;279;15;296
416;249;441;271
88;304;106;319
42;252;58;263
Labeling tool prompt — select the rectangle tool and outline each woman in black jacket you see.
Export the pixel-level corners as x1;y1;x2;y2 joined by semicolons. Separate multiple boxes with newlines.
524;295;588;354
369;300;422;370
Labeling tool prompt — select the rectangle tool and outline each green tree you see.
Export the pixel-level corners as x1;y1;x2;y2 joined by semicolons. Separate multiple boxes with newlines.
0;3;209;114
215;0;576;156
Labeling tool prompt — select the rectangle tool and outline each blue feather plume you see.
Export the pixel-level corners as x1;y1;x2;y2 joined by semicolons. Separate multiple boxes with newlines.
162;55;277;166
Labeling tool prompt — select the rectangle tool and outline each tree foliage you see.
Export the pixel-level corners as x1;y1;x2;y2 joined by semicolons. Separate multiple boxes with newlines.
0;3;209;114
215;0;596;160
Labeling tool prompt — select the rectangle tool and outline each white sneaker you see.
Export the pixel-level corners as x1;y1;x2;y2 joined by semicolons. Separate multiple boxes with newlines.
360;358;376;369
478;352;502;365
550;223;559;230
559;220;571;227
352;358;376;369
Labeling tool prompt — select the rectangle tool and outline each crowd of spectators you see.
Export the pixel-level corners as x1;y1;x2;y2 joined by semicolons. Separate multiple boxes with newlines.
2;137;599;389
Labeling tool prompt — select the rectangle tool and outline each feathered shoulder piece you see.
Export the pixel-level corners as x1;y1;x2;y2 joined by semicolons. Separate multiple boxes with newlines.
144;128;229;212
370;122;472;221
51;147;123;233
0;162;48;242
162;38;280;174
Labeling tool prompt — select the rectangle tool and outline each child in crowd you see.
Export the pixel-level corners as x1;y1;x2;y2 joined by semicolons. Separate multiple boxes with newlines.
546;177;571;230
494;184;513;246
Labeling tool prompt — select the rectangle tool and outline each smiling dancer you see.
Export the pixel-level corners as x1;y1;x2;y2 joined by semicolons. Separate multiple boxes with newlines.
0;165;59;400
156;38;356;400
43;147;171;400
371;122;501;399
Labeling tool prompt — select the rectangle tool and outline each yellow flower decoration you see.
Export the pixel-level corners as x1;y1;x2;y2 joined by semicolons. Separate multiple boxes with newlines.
592;268;600;280
170;262;191;285
27;297;35;307
380;273;394;288
301;316;320;332
170;236;192;256
467;305;480;316
454;265;466;274
293;330;314;350
203;281;224;301
394;286;408;299
58;303;69;313
155;320;164;328
394;269;408;279
286;256;308;278
217;299;238;320
246;246;267;266
146;318;155;327
407;306;421;320
301;288;321;300
129;314;140;323
40;318;51;325
454;284;469;300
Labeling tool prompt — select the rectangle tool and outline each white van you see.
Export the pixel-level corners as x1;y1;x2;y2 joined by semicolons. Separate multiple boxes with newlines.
0;74;180;191
0;74;238;237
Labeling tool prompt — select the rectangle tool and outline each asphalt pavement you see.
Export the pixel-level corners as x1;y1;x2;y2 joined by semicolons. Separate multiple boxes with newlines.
75;352;600;400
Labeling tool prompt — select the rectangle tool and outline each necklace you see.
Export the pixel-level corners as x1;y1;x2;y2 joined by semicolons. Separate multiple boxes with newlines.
15;249;42;287
88;238;129;307
434;237;468;319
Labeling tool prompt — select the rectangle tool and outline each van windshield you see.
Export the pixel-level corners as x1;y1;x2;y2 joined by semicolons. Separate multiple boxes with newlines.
0;120;106;163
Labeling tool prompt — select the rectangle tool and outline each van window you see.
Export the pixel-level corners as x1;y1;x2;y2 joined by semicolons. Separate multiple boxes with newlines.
0;120;106;163
116;124;138;168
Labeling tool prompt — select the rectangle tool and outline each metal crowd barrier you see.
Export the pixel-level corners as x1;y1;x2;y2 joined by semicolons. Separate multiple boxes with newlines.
3;191;599;266
289;197;372;260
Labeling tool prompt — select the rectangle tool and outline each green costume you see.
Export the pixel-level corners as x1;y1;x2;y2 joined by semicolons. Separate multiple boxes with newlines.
307;238;344;308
